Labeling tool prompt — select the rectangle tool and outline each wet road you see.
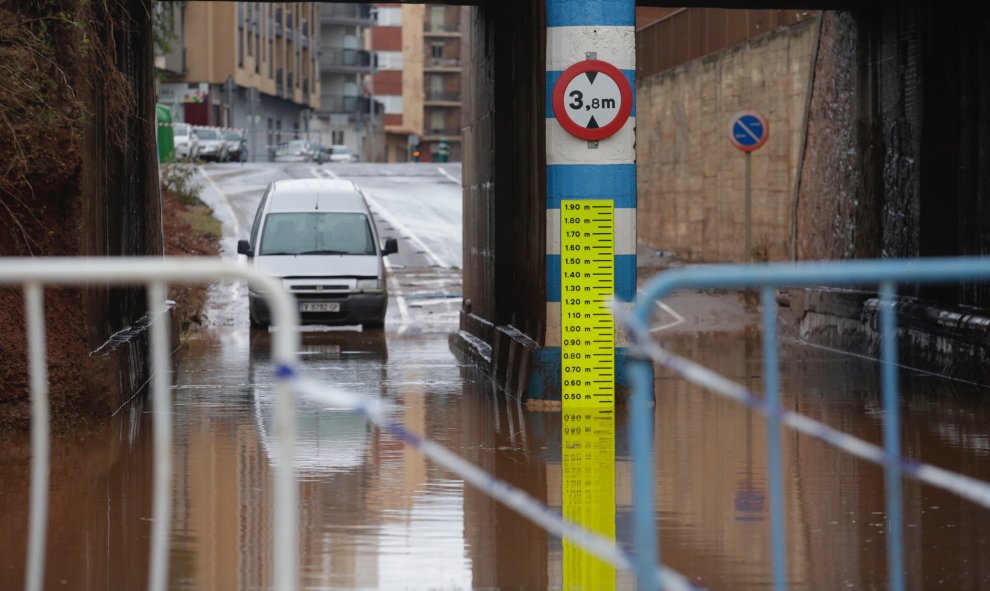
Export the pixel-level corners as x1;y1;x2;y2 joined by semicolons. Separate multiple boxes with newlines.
2;162;990;589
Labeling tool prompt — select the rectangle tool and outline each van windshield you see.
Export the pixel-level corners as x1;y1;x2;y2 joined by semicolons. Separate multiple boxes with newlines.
259;212;375;256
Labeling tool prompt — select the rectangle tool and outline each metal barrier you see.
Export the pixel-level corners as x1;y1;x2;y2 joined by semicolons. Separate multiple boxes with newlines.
3;258;300;591
10;256;703;591
624;257;990;591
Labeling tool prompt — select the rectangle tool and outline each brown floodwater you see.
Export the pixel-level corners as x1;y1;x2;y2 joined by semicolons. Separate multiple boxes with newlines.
1;327;989;590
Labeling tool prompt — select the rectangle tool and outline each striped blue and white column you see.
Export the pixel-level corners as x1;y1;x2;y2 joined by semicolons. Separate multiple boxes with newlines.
530;0;644;399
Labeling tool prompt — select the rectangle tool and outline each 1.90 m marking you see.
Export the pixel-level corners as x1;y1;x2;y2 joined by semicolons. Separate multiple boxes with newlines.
560;200;614;407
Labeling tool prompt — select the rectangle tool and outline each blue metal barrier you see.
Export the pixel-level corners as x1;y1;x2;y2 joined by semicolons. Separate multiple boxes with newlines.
624;257;990;591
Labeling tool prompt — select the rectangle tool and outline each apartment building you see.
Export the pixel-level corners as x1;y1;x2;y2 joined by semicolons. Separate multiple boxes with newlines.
313;3;384;162
371;4;470;162
158;2;321;161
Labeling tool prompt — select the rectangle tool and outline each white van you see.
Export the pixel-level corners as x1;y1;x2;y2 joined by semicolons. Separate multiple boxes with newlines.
237;179;398;329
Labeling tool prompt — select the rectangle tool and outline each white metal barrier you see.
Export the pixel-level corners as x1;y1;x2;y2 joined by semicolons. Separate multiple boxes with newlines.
9;257;697;590
2;257;300;591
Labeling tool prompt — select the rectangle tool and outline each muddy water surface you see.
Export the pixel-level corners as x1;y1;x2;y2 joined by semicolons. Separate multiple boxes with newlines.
2;325;990;590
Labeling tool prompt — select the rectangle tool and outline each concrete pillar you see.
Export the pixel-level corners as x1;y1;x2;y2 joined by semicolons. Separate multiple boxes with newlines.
530;0;640;402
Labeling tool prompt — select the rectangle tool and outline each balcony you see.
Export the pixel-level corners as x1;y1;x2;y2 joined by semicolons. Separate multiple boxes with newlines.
319;94;366;114
319;48;372;73
424;23;461;37
423;127;462;140
321;4;375;27
424;58;461;72
424;91;461;106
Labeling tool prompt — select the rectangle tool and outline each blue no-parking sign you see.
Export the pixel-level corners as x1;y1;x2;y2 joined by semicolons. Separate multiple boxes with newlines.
728;110;769;152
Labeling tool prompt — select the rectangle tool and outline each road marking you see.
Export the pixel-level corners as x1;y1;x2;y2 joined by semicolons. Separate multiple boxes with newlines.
650;301;686;332
310;167;450;268
437;166;461;185
313;166;413;333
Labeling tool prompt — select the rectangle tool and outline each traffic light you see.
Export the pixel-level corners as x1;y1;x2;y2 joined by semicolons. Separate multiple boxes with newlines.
411;143;421;161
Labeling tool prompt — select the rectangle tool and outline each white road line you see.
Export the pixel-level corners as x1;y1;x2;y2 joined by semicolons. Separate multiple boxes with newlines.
311;167;450;268
310;166;412;333
635;289;686;333
198;165;244;237
437;166;461;185
650;301;686;332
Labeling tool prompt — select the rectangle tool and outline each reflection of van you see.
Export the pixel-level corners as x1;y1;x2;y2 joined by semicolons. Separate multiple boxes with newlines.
237;179;398;329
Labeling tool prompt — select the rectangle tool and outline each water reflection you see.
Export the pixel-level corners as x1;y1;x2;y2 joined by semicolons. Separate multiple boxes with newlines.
561;409;616;591
3;328;990;589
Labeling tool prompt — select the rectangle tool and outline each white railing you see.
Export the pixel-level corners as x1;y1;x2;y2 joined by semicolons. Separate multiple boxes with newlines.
2;257;300;591
9;257;699;590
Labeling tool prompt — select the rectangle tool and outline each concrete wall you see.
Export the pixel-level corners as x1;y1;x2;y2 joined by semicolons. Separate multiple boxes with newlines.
454;0;547;399
636;18;817;262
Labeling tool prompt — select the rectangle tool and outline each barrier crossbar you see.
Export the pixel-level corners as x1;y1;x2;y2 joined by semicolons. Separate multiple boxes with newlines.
624;256;990;591
2;257;300;591
9;257;702;591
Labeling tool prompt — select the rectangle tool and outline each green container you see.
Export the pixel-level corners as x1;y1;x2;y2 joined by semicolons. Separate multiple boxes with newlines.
156;104;174;163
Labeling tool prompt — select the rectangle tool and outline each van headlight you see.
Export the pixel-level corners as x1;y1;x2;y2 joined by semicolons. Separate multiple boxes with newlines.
356;278;382;292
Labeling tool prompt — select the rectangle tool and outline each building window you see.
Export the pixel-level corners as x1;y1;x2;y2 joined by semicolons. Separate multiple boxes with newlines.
431;43;443;59
238;30;244;67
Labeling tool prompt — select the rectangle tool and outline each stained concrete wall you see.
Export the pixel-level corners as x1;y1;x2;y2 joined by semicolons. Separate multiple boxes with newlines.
636;18;818;262
454;0;547;399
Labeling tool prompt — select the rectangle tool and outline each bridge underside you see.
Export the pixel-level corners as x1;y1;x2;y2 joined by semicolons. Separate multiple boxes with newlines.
451;0;990;401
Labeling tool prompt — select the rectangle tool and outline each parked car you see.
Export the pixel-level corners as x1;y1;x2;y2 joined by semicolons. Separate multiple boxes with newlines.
222;130;248;162
237;179;399;329
328;144;359;163
194;127;228;162
172;123;199;160
273;140;314;162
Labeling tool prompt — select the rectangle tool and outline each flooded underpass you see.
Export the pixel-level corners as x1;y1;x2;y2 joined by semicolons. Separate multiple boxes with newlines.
3;316;990;589
2;165;989;590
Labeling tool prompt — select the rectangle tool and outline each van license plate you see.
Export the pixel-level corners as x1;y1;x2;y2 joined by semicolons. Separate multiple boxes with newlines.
300;302;340;313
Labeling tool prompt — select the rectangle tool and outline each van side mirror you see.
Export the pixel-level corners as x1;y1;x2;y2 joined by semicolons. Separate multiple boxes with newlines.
382;238;398;256
237;239;253;256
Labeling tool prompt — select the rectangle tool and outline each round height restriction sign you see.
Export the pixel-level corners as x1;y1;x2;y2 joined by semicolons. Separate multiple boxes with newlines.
553;60;632;142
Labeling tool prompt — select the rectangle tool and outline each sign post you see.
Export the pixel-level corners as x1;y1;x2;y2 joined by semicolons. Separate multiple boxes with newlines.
728;110;769;262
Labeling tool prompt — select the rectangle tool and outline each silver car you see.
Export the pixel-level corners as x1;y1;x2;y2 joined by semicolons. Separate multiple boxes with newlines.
172;123;199;160
193;127;229;162
273;140;314;162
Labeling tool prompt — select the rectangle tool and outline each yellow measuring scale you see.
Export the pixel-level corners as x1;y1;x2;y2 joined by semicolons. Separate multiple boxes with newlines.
560;199;614;408
560;200;616;589
562;409;616;590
